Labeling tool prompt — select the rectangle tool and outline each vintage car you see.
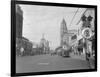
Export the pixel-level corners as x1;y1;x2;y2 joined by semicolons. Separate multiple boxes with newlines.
61;46;72;57
55;46;72;57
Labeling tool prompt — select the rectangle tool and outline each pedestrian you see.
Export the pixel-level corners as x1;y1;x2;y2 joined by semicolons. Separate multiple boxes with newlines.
20;47;24;56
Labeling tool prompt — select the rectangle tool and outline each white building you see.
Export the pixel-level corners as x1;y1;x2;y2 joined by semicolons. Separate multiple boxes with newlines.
60;19;78;48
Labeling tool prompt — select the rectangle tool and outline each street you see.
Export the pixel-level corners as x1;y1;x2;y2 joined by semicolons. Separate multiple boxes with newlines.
16;54;90;73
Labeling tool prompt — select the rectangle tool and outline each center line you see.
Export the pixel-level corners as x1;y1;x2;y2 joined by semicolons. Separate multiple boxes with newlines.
38;62;49;65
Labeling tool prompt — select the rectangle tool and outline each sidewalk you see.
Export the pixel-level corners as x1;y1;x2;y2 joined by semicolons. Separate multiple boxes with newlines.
70;53;95;69
70;53;86;60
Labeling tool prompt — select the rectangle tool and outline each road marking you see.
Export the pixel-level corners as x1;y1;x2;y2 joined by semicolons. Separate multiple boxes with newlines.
38;62;49;65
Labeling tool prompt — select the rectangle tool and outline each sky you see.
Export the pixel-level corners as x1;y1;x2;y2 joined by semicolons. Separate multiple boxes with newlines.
19;4;86;49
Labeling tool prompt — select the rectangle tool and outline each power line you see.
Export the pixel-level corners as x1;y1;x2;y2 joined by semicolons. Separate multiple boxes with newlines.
76;8;87;25
69;8;79;26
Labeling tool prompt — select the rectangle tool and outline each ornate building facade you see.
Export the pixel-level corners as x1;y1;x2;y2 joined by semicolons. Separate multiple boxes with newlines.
60;19;78;48
39;34;50;53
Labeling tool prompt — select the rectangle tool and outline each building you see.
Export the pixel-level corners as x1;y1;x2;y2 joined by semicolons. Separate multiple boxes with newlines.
16;37;33;56
60;19;78;48
60;19;68;46
16;5;33;56
16;5;23;38
39;34;50;53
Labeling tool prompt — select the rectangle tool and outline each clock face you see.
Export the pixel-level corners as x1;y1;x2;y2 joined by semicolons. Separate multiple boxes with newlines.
82;28;92;39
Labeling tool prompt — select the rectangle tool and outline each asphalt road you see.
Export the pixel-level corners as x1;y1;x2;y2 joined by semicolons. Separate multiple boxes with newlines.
16;54;90;73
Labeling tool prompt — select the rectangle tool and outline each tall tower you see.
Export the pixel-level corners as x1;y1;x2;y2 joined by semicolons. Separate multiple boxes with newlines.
60;19;69;46
16;5;23;38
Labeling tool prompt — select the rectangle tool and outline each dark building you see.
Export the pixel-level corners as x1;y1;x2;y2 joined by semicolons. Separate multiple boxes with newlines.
15;5;34;56
16;5;23;38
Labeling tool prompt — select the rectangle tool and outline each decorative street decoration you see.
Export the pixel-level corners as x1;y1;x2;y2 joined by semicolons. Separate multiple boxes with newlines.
82;28;92;39
81;15;86;21
87;15;93;21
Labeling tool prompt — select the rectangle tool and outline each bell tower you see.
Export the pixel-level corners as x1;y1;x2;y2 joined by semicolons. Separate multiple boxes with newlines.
60;18;69;46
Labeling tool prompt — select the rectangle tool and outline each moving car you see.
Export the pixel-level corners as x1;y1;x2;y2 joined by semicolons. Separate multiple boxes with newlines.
55;46;72;57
